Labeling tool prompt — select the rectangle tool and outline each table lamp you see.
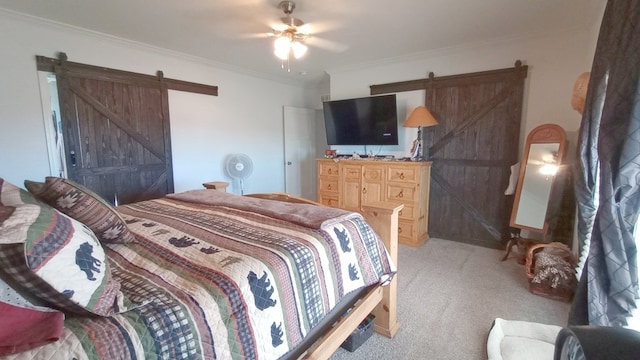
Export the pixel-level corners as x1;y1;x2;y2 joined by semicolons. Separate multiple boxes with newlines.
403;106;438;160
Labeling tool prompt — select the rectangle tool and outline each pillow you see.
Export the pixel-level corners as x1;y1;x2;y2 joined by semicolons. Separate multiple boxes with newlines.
0;205;14;224
0;277;65;356
24;177;135;244
0;302;65;356
0;178;131;316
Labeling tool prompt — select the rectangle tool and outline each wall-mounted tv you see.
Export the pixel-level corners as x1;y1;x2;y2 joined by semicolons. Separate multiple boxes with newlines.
323;94;398;146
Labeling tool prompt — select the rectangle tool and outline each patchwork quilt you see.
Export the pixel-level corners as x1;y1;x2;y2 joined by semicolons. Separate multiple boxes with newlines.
4;191;395;360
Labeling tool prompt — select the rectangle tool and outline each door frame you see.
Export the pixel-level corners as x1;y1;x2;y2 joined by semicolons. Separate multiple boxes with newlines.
283;106;318;200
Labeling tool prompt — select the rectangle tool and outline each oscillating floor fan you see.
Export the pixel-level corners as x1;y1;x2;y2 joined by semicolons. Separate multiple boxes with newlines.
224;154;253;195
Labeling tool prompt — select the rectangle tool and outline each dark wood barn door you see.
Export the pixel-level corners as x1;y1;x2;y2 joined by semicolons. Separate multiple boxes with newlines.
40;55;173;205
59;75;172;205
424;64;527;248
37;54;218;205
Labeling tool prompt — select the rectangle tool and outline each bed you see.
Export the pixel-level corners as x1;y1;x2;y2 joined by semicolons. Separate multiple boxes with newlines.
0;177;400;359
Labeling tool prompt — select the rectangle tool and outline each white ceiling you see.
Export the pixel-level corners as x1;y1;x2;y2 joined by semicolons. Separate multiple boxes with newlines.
0;0;604;84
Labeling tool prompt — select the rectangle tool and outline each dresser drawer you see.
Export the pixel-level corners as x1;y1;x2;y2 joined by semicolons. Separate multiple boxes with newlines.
342;165;362;180
398;219;416;242
363;166;384;182
319;177;339;193
387;184;418;202
397;203;415;220
319;194;339;208
387;166;419;183
319;162;339;177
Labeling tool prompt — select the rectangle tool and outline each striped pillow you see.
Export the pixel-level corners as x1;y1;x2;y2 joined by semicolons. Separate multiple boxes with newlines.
0;178;130;316
24;177;135;244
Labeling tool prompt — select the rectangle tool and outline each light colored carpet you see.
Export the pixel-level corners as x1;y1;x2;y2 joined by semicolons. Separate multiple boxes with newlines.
330;238;571;360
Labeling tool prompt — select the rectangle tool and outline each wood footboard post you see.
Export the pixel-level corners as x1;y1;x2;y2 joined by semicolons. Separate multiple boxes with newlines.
361;202;402;339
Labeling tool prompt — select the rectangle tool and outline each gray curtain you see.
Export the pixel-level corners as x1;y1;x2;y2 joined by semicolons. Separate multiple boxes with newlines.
571;0;640;327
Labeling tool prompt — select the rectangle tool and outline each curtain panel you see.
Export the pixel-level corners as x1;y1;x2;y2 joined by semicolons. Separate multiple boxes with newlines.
572;0;640;327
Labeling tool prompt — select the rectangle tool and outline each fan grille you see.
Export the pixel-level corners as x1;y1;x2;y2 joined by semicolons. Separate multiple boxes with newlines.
225;154;253;179
224;154;253;195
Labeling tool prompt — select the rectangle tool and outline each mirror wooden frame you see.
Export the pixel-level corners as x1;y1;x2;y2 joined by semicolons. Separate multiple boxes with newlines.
510;123;567;234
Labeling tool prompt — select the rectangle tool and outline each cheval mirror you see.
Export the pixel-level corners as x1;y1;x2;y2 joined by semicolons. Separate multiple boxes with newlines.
510;123;568;236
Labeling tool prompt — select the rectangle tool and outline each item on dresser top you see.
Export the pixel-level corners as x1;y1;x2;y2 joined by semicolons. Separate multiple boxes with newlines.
325;149;338;158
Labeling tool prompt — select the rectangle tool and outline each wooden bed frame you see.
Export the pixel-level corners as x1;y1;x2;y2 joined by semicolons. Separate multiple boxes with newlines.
245;193;401;359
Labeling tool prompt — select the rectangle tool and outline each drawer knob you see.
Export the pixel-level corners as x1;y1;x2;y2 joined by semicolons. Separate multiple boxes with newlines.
397;190;404;198
399;210;403;216
398;227;403;233
362;187;367;194
327;184;332;190
399;173;405;180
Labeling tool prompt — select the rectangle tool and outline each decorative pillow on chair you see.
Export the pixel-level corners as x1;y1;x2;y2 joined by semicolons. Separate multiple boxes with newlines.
0;178;131;316
24;177;136;244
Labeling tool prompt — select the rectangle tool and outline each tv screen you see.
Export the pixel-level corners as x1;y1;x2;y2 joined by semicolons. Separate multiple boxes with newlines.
323;94;398;146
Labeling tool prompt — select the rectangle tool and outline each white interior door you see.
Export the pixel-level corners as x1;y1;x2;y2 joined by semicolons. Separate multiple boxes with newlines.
284;106;317;200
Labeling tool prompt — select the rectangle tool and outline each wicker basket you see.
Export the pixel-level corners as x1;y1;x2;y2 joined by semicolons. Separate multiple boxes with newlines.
525;242;577;302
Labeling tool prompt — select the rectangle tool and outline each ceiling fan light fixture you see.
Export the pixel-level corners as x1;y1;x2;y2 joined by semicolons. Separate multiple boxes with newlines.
292;41;307;59
274;36;291;60
274;47;289;60
271;1;311;66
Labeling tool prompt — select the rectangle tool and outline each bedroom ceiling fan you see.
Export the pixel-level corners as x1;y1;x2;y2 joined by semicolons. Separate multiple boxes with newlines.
268;1;347;71
272;1;308;61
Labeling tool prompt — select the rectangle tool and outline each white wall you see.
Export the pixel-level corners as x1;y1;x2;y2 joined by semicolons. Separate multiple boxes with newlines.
0;10;313;194
324;24;602;246
326;28;596;158
0;8;604;194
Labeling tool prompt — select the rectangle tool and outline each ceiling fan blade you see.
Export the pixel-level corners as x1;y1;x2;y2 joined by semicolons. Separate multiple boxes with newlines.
299;20;342;35
270;21;290;33
237;32;273;40
305;36;349;53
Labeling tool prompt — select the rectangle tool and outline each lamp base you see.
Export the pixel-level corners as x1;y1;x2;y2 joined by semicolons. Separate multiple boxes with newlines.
411;145;424;161
410;127;425;161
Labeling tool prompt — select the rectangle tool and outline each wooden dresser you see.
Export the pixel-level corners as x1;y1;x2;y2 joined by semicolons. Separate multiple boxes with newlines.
317;158;431;246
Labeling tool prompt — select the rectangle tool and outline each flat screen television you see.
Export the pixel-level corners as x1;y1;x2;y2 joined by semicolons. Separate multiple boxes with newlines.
323;94;398;146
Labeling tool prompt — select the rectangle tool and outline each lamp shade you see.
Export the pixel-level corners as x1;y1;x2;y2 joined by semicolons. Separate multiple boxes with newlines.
404;106;438;128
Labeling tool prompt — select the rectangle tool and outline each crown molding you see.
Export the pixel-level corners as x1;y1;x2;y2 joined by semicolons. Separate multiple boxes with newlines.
0;7;307;88
325;25;589;75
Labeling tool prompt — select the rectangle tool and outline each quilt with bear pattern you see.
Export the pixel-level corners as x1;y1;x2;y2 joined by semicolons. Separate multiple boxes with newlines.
4;191;395;360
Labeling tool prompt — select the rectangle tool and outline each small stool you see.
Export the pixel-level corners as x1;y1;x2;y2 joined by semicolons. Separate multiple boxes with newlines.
202;181;229;192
